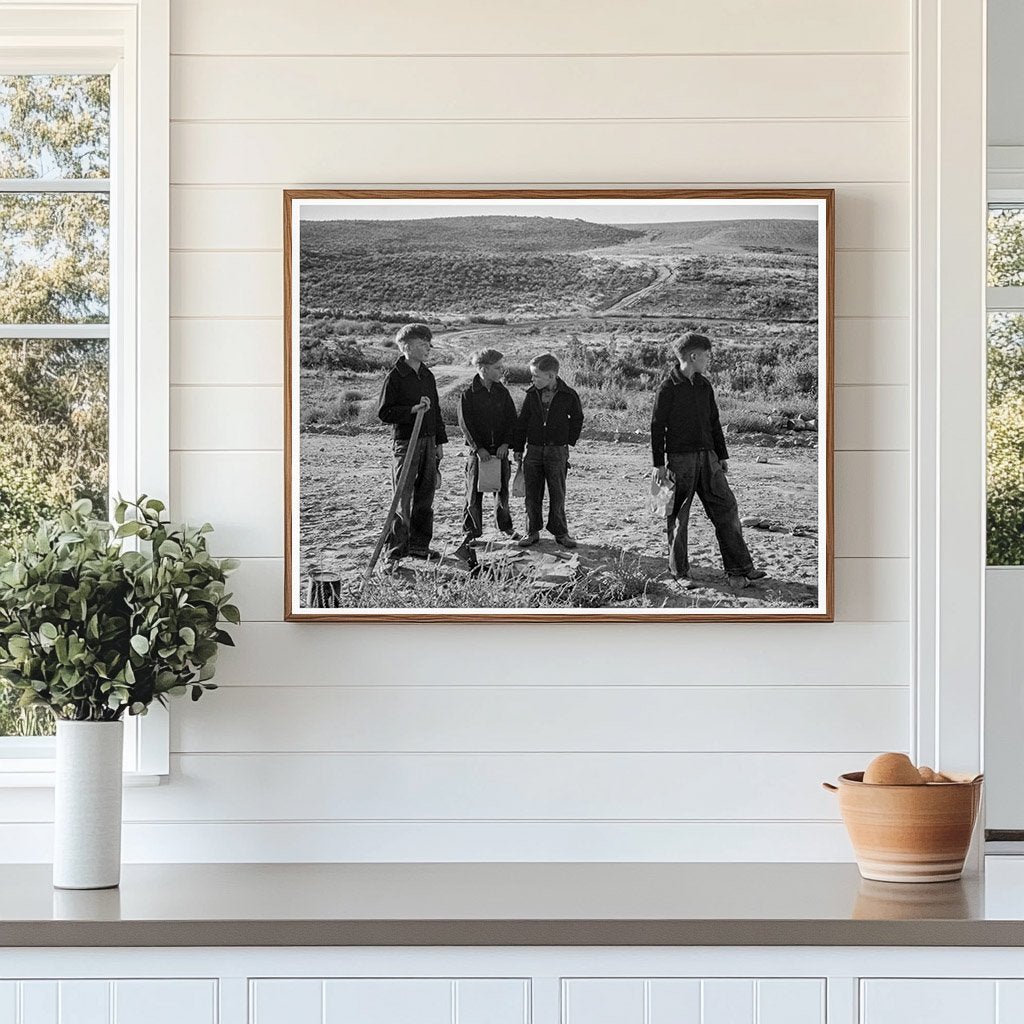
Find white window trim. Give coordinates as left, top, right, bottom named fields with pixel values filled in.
left=982, top=196, right=1024, bottom=839
left=0, top=0, right=169, bottom=782
left=913, top=0, right=987, bottom=837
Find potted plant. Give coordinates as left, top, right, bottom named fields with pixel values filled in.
left=0, top=496, right=239, bottom=889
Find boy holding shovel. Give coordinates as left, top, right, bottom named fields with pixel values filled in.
left=376, top=323, right=447, bottom=563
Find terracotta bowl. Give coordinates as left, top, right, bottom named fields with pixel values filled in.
left=823, top=771, right=983, bottom=883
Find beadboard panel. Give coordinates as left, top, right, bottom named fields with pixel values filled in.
left=170, top=249, right=907, bottom=320
left=171, top=54, right=908, bottom=122
left=170, top=685, right=909, bottom=754
left=170, top=121, right=909, bottom=186
left=170, top=183, right=909, bottom=251
left=170, top=320, right=283, bottom=386
left=170, top=449, right=908, bottom=559
left=563, top=978, right=826, bottom=1024
left=226, top=556, right=909, bottom=623
left=167, top=314, right=910, bottom=389
left=114, top=752, right=860, bottom=821
left=859, top=981, right=997, bottom=1024
left=168, top=384, right=905, bottom=453
left=170, top=0, right=910, bottom=56
left=5, top=981, right=218, bottom=1024
left=323, top=979, right=451, bottom=1024
left=0, top=821, right=855, bottom=863
left=251, top=979, right=530, bottom=1024
left=210, top=621, right=909, bottom=687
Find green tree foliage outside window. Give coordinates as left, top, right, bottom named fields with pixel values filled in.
left=988, top=208, right=1024, bottom=566
left=0, top=75, right=110, bottom=736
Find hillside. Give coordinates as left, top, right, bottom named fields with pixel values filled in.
left=624, top=218, right=818, bottom=252
left=300, top=215, right=643, bottom=254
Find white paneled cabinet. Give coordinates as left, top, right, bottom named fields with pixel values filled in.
left=251, top=979, right=529, bottom=1024
left=861, top=980, right=1024, bottom=1024
left=563, top=978, right=824, bottom=1024
left=0, top=980, right=216, bottom=1024
left=8, top=952, right=1024, bottom=1024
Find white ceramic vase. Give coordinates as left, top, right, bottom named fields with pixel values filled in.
left=53, top=720, right=124, bottom=890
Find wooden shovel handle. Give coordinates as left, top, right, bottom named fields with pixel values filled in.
left=361, top=405, right=427, bottom=590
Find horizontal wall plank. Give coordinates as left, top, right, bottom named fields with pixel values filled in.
left=171, top=451, right=283, bottom=557
left=171, top=252, right=280, bottom=317
left=835, top=250, right=909, bottom=318
left=0, top=820, right=856, bottom=862
left=171, top=183, right=909, bottom=252
left=834, top=318, right=909, bottom=385
left=171, top=319, right=284, bottom=386
left=170, top=384, right=903, bottom=453
left=226, top=557, right=909, bottom=624
left=171, top=684, right=909, bottom=753
left=211, top=621, right=909, bottom=686
left=171, top=386, right=282, bottom=450
left=121, top=752, right=873, bottom=820
left=170, top=250, right=906, bottom=320
left=834, top=385, right=910, bottom=451
left=170, top=0, right=910, bottom=56
left=223, top=557, right=284, bottom=620
left=834, top=451, right=909, bottom=557
left=170, top=121, right=909, bottom=186
left=834, top=558, right=910, bottom=621
left=171, top=54, right=909, bottom=121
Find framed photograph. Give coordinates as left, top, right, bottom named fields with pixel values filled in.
left=284, top=189, right=834, bottom=622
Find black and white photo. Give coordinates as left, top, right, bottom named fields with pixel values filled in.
left=284, top=190, right=834, bottom=621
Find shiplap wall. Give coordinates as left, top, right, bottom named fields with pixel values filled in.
left=7, top=0, right=917, bottom=861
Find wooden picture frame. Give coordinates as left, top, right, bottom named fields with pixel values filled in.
left=284, top=189, right=834, bottom=622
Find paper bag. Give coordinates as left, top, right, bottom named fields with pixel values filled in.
left=511, top=462, right=526, bottom=498
left=476, top=454, right=502, bottom=493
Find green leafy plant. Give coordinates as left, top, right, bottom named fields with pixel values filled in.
left=0, top=496, right=239, bottom=722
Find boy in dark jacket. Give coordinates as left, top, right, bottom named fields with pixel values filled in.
left=376, top=323, right=448, bottom=562
left=650, top=332, right=766, bottom=584
left=512, top=353, right=584, bottom=549
left=455, top=348, right=519, bottom=567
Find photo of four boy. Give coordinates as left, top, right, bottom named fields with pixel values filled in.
left=376, top=322, right=765, bottom=585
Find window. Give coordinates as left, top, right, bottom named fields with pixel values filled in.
left=0, top=4, right=169, bottom=779
left=986, top=206, right=1024, bottom=565
left=0, top=73, right=111, bottom=739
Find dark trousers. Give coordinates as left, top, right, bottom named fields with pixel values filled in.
left=386, top=437, right=436, bottom=558
left=666, top=450, right=753, bottom=577
left=523, top=444, right=569, bottom=538
left=462, top=454, right=514, bottom=540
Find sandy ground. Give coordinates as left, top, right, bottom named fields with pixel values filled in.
left=298, top=430, right=820, bottom=610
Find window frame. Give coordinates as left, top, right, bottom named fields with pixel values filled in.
left=985, top=198, right=1024, bottom=574
left=986, top=199, right=1024, bottom=312
left=0, top=0, right=169, bottom=783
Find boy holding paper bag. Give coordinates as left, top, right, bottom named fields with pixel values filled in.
left=455, top=348, right=519, bottom=567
